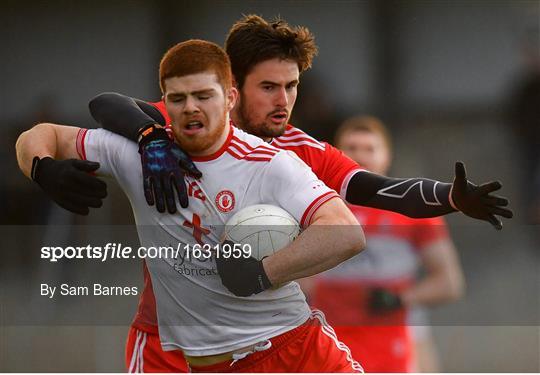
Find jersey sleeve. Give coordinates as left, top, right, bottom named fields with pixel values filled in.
left=75, top=128, right=141, bottom=191
left=274, top=136, right=364, bottom=197
left=259, top=150, right=341, bottom=228
left=411, top=216, right=450, bottom=251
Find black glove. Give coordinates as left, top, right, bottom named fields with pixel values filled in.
left=369, top=288, right=402, bottom=313
left=138, top=124, right=202, bottom=214
left=216, top=241, right=272, bottom=297
left=450, top=162, right=513, bottom=230
left=31, top=156, right=107, bottom=215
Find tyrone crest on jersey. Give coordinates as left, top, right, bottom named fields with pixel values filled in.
left=215, top=190, right=235, bottom=213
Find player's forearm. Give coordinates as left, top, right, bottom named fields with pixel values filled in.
left=402, top=240, right=466, bottom=306
left=401, top=271, right=465, bottom=307
left=16, top=123, right=59, bottom=178
left=89, top=92, right=165, bottom=141
left=263, top=219, right=365, bottom=285
left=346, top=171, right=457, bottom=218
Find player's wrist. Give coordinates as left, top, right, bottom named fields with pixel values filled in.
left=448, top=184, right=459, bottom=211
left=397, top=291, right=412, bottom=307
left=257, top=257, right=273, bottom=291
left=31, top=156, right=54, bottom=183
left=137, top=124, right=169, bottom=148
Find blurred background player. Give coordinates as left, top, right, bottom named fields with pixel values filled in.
left=301, top=116, right=465, bottom=372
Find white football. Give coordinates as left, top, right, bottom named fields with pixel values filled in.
left=224, top=204, right=300, bottom=260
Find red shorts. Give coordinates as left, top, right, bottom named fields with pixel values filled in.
left=333, top=325, right=413, bottom=373
left=190, top=309, right=363, bottom=373
left=125, top=327, right=189, bottom=373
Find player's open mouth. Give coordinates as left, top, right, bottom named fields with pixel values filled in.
left=183, top=121, right=204, bottom=135
left=269, top=112, right=288, bottom=125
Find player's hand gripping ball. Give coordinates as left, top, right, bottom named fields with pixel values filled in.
left=224, top=204, right=300, bottom=260
left=217, top=205, right=300, bottom=296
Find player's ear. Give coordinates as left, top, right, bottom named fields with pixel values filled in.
left=226, top=87, right=238, bottom=112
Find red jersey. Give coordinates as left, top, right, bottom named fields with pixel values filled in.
left=311, top=205, right=449, bottom=326
left=310, top=206, right=449, bottom=373
left=131, top=102, right=364, bottom=334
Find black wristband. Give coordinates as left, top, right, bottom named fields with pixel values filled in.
left=255, top=258, right=273, bottom=292
left=30, top=156, right=41, bottom=181
left=31, top=156, right=53, bottom=182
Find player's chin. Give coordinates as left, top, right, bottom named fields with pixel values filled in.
left=264, top=122, right=287, bottom=137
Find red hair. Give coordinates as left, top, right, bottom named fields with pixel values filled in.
left=159, top=39, right=232, bottom=92
left=335, top=115, right=393, bottom=152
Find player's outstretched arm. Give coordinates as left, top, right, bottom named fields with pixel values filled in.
left=16, top=123, right=107, bottom=215
left=89, top=92, right=201, bottom=213
left=345, top=162, right=513, bottom=229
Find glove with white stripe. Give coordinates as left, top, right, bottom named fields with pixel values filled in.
left=216, top=241, right=273, bottom=297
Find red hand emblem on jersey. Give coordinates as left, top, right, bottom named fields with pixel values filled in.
left=215, top=190, right=235, bottom=213
left=222, top=196, right=230, bottom=207
left=183, top=213, right=211, bottom=245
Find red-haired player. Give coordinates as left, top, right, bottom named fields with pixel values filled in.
left=17, top=39, right=366, bottom=373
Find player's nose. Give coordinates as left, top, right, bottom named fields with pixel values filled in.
left=274, top=87, right=288, bottom=107
left=183, top=96, right=200, bottom=114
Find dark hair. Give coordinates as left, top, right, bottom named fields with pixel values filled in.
left=160, top=39, right=232, bottom=93
left=225, top=15, right=318, bottom=88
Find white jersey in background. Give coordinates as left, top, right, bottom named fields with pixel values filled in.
left=76, top=125, right=339, bottom=356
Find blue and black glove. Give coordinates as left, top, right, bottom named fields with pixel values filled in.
left=138, top=124, right=202, bottom=214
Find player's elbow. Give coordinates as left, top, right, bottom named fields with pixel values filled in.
left=331, top=220, right=366, bottom=259
left=447, top=273, right=466, bottom=302
left=88, top=92, right=123, bottom=120
left=438, top=268, right=466, bottom=303
left=311, top=198, right=366, bottom=257
left=345, top=223, right=366, bottom=257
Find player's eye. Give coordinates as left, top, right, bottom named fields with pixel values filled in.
left=286, top=83, right=298, bottom=91
left=197, top=95, right=210, bottom=100
left=262, top=85, right=274, bottom=92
